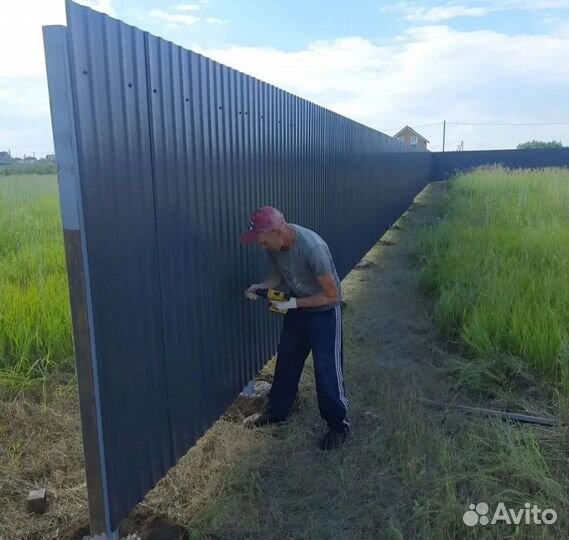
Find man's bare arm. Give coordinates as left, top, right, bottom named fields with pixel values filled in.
left=295, top=273, right=340, bottom=308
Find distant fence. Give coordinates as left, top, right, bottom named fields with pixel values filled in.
left=431, top=148, right=569, bottom=180
left=44, top=2, right=431, bottom=535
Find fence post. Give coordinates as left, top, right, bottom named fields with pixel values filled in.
left=43, top=24, right=114, bottom=538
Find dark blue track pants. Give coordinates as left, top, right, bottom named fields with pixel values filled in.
left=266, top=304, right=350, bottom=432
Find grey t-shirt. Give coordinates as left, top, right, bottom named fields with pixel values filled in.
left=267, top=224, right=342, bottom=312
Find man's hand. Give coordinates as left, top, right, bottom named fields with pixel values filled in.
left=245, top=272, right=284, bottom=300
left=245, top=284, right=263, bottom=300
left=270, top=298, right=298, bottom=311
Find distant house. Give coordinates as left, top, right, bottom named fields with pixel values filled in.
left=22, top=156, right=37, bottom=163
left=0, top=151, right=13, bottom=166
left=394, top=126, right=429, bottom=151
left=45, top=153, right=56, bottom=163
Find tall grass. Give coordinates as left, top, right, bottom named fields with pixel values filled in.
left=0, top=175, right=72, bottom=390
left=420, top=166, right=569, bottom=388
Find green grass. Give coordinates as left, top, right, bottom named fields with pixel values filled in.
left=420, top=167, right=569, bottom=389
left=0, top=162, right=57, bottom=176
left=0, top=175, right=72, bottom=391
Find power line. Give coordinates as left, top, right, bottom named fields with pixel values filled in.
left=5, top=142, right=54, bottom=149
left=384, top=120, right=569, bottom=132
left=447, top=121, right=569, bottom=126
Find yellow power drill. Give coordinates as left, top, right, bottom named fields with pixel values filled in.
left=254, top=288, right=291, bottom=314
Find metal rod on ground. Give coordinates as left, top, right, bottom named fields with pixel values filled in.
left=418, top=398, right=557, bottom=427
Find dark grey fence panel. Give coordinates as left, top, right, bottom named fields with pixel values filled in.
left=61, top=0, right=173, bottom=524
left=62, top=3, right=175, bottom=529
left=432, top=148, right=569, bottom=180
left=144, top=36, right=284, bottom=463
left=46, top=1, right=432, bottom=535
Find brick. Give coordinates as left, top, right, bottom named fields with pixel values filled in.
left=27, top=489, right=47, bottom=514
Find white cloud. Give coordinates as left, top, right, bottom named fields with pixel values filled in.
left=0, top=78, right=54, bottom=156
left=0, top=1, right=117, bottom=155
left=1, top=1, right=568, bottom=154
left=407, top=5, right=497, bottom=21
left=385, top=0, right=569, bottom=22
left=147, top=5, right=226, bottom=28
left=175, top=3, right=201, bottom=11
left=205, top=17, right=230, bottom=24
left=149, top=8, right=200, bottom=26
left=382, top=2, right=496, bottom=22
left=0, top=1, right=66, bottom=78
left=77, top=0, right=115, bottom=16
left=512, top=0, right=569, bottom=8
left=0, top=0, right=117, bottom=79
left=194, top=26, right=569, bottom=150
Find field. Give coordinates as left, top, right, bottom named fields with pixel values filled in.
left=0, top=169, right=568, bottom=539
left=0, top=175, right=72, bottom=393
left=0, top=162, right=57, bottom=176
left=420, top=167, right=569, bottom=388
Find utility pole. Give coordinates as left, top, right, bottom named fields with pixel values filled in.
left=442, top=120, right=446, bottom=152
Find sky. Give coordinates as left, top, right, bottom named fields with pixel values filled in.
left=1, top=0, right=568, bottom=157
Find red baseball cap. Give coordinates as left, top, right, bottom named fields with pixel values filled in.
left=240, top=206, right=285, bottom=244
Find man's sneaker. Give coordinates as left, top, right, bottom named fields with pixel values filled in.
left=243, top=411, right=286, bottom=429
left=319, top=428, right=350, bottom=451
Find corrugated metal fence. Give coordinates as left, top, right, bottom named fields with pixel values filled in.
left=44, top=2, right=432, bottom=535
left=45, top=2, right=569, bottom=535
left=432, top=148, right=569, bottom=180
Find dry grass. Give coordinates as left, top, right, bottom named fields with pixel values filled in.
left=114, top=182, right=569, bottom=539
left=0, top=381, right=86, bottom=539
left=1, top=180, right=568, bottom=540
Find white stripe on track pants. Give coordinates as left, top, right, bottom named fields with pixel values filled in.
left=267, top=305, right=350, bottom=432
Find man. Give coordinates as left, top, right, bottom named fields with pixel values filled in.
left=241, top=206, right=350, bottom=451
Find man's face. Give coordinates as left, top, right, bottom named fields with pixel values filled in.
left=256, top=230, right=284, bottom=251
